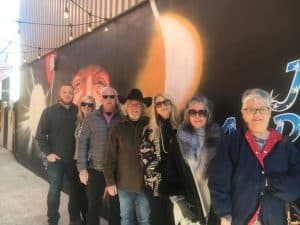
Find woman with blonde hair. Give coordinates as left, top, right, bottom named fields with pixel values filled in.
left=74, top=95, right=96, bottom=159
left=139, top=93, right=180, bottom=225
left=74, top=95, right=96, bottom=225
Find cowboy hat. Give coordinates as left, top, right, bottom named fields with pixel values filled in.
left=118, top=88, right=152, bottom=107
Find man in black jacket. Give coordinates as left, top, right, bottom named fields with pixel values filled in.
left=36, top=84, right=81, bottom=225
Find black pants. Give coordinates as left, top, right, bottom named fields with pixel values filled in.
left=73, top=162, right=88, bottom=224
left=87, top=169, right=106, bottom=225
left=86, top=169, right=120, bottom=225
left=105, top=194, right=121, bottom=225
left=149, top=196, right=174, bottom=225
left=207, top=208, right=220, bottom=225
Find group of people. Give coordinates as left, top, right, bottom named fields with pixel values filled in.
left=36, top=84, right=300, bottom=225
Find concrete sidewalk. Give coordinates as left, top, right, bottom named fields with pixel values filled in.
left=0, top=147, right=70, bottom=225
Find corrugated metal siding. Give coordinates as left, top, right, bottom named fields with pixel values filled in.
left=20, top=0, right=147, bottom=63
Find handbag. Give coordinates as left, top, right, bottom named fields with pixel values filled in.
left=282, top=137, right=300, bottom=225
left=286, top=202, right=300, bottom=225
left=170, top=195, right=206, bottom=225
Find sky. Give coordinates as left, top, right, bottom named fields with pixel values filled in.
left=0, top=0, right=19, bottom=52
left=0, top=0, right=20, bottom=102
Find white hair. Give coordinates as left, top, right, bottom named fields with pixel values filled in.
left=100, top=86, right=118, bottom=97
left=121, top=100, right=146, bottom=116
left=241, top=88, right=272, bottom=109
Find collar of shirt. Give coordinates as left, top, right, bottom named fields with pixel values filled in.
left=102, top=111, right=114, bottom=123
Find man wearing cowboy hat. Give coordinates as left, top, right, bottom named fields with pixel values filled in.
left=103, top=88, right=152, bottom=225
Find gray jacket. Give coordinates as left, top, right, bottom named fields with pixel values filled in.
left=77, top=107, right=123, bottom=172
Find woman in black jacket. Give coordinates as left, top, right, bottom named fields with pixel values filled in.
left=176, top=95, right=222, bottom=225
left=139, top=93, right=180, bottom=225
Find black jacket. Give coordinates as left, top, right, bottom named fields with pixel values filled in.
left=36, top=103, right=78, bottom=162
left=139, top=119, right=183, bottom=197
left=175, top=122, right=222, bottom=225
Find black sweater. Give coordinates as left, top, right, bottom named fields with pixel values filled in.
left=36, top=103, right=78, bottom=162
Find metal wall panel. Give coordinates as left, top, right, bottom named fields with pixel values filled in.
left=20, top=0, right=147, bottom=62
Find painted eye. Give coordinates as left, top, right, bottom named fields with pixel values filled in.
left=96, top=80, right=105, bottom=86
left=72, top=77, right=81, bottom=90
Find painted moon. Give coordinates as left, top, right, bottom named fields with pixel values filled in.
left=136, top=12, right=203, bottom=111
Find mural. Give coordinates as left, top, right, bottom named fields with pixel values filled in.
left=15, top=0, right=300, bottom=179
left=71, top=65, right=111, bottom=106
left=272, top=60, right=300, bottom=142
left=136, top=0, right=203, bottom=111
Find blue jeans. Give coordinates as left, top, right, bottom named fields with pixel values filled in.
left=47, top=160, right=81, bottom=225
left=118, top=189, right=150, bottom=225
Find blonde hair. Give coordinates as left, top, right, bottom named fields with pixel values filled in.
left=149, top=93, right=179, bottom=141
left=77, top=95, right=96, bottom=123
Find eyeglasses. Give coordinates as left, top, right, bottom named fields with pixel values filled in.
left=81, top=102, right=95, bottom=108
left=102, top=95, right=116, bottom=99
left=243, top=107, right=270, bottom=115
left=155, top=99, right=171, bottom=108
left=188, top=109, right=208, bottom=117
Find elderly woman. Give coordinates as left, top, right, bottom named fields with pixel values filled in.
left=175, top=96, right=222, bottom=225
left=139, top=93, right=180, bottom=225
left=74, top=95, right=96, bottom=225
left=208, top=88, right=300, bottom=225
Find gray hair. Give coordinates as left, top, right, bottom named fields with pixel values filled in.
left=184, top=95, right=213, bottom=125
left=241, top=88, right=272, bottom=109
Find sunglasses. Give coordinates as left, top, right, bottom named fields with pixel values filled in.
left=188, top=109, right=208, bottom=117
left=155, top=99, right=171, bottom=108
left=102, top=95, right=116, bottom=99
left=81, top=102, right=95, bottom=108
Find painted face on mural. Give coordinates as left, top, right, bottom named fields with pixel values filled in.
left=154, top=96, right=172, bottom=119
left=72, top=65, right=110, bottom=106
left=59, top=85, right=74, bottom=105
left=188, top=102, right=208, bottom=129
left=242, top=97, right=271, bottom=134
left=126, top=100, right=143, bottom=121
left=101, top=87, right=117, bottom=113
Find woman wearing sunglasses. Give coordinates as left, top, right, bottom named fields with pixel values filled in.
left=139, top=93, right=180, bottom=225
left=209, top=89, right=300, bottom=225
left=175, top=95, right=222, bottom=225
left=74, top=95, right=96, bottom=224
